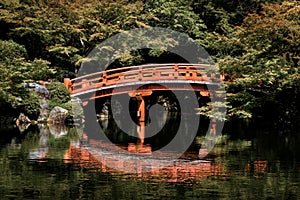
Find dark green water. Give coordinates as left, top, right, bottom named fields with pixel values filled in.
left=1, top=119, right=300, bottom=200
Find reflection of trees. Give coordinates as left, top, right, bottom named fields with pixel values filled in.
left=202, top=133, right=300, bottom=199
left=27, top=124, right=69, bottom=160
left=15, top=125, right=81, bottom=161
left=1, top=125, right=300, bottom=199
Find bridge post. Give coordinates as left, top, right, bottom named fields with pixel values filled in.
left=63, top=77, right=72, bottom=93
left=128, top=91, right=150, bottom=144
left=136, top=93, right=146, bottom=123
left=136, top=93, right=145, bottom=144
left=128, top=91, right=152, bottom=150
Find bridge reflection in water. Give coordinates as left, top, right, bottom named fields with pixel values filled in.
left=64, top=142, right=229, bottom=183
left=63, top=138, right=269, bottom=183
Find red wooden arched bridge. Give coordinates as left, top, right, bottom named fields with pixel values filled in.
left=64, top=63, right=222, bottom=131
left=64, top=63, right=221, bottom=99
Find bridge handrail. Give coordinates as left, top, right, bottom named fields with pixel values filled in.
left=72, top=63, right=213, bottom=82
left=68, top=63, right=219, bottom=94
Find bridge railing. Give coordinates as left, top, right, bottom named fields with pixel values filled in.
left=68, top=64, right=219, bottom=94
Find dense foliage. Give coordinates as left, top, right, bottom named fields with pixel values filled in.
left=46, top=82, right=70, bottom=110
left=218, top=1, right=300, bottom=122
left=0, top=40, right=55, bottom=118
left=0, top=0, right=299, bottom=123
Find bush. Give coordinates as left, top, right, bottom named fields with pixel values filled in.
left=18, top=91, right=41, bottom=119
left=46, top=82, right=71, bottom=110
left=0, top=40, right=27, bottom=63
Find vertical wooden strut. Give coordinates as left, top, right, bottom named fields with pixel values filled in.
left=129, top=91, right=152, bottom=146
left=137, top=94, right=145, bottom=122
left=136, top=94, right=145, bottom=144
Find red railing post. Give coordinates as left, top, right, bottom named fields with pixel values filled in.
left=138, top=66, right=143, bottom=81
left=102, top=72, right=107, bottom=86
left=82, top=79, right=89, bottom=89
left=174, top=64, right=179, bottom=79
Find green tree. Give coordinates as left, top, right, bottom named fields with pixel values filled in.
left=0, top=0, right=155, bottom=74
left=0, top=40, right=55, bottom=118
left=218, top=1, right=300, bottom=121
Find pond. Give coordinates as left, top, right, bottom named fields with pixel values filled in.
left=0, top=115, right=300, bottom=199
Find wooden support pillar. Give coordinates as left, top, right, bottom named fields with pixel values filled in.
left=128, top=91, right=152, bottom=149
left=137, top=94, right=145, bottom=122
left=136, top=94, right=145, bottom=145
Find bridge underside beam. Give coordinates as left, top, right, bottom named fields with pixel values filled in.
left=87, top=84, right=210, bottom=100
